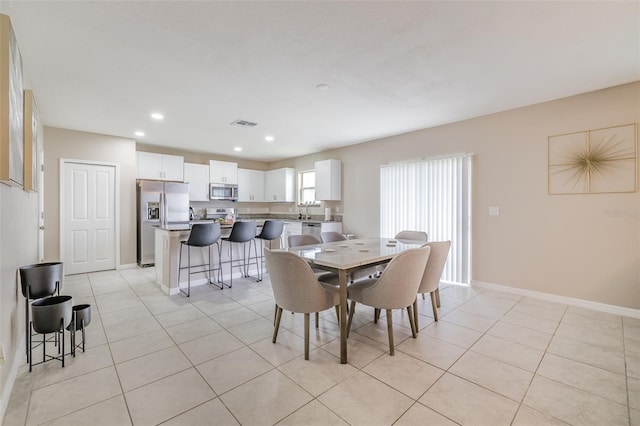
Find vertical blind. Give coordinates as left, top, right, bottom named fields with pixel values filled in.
left=380, top=154, right=472, bottom=284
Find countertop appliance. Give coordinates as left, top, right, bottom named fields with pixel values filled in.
left=301, top=221, right=322, bottom=238
left=210, top=183, right=238, bottom=201
left=137, top=180, right=189, bottom=266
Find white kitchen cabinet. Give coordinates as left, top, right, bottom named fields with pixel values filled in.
left=137, top=152, right=184, bottom=181
left=283, top=221, right=302, bottom=249
left=315, top=159, right=341, bottom=200
left=237, top=168, right=265, bottom=202
left=209, top=160, right=238, bottom=184
left=184, top=163, right=210, bottom=201
left=265, top=168, right=295, bottom=202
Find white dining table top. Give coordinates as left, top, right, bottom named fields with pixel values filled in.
left=286, top=237, right=424, bottom=271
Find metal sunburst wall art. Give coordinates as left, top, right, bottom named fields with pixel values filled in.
left=548, top=123, right=637, bottom=194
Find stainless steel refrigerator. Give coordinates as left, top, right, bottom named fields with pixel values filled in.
left=136, top=180, right=189, bottom=266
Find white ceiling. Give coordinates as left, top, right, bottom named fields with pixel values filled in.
left=2, top=1, right=639, bottom=162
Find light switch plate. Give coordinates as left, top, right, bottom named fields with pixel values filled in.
left=489, top=207, right=500, bottom=216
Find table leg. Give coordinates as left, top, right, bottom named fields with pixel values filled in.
left=339, top=269, right=348, bottom=364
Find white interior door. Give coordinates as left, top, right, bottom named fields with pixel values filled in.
left=63, top=161, right=116, bottom=274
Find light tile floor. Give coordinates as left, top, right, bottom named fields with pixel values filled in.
left=4, top=268, right=639, bottom=426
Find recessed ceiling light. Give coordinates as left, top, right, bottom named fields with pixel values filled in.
left=134, top=131, right=145, bottom=137
left=234, top=147, right=242, bottom=152
left=316, top=83, right=329, bottom=91
left=265, top=135, right=274, bottom=142
left=151, top=112, right=164, bottom=120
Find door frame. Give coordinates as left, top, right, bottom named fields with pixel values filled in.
left=59, top=158, right=121, bottom=272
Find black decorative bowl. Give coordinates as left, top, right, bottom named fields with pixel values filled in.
left=31, top=295, right=72, bottom=334
left=19, top=262, right=63, bottom=299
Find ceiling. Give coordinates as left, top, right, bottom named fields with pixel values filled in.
left=2, top=1, right=639, bottom=162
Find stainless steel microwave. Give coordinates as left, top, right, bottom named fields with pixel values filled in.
left=210, top=183, right=238, bottom=201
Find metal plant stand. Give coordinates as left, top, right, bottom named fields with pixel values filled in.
left=29, top=295, right=72, bottom=372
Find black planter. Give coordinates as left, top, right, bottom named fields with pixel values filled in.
left=19, top=262, right=63, bottom=299
left=31, top=295, right=72, bottom=334
left=68, top=304, right=91, bottom=355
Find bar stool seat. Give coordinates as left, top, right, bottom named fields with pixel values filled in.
left=256, top=220, right=284, bottom=280
left=222, top=221, right=259, bottom=287
left=178, top=222, right=222, bottom=296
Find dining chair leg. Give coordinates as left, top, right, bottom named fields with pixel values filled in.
left=334, top=305, right=340, bottom=324
left=272, top=306, right=283, bottom=343
left=304, top=313, right=310, bottom=360
left=422, top=293, right=425, bottom=300
left=413, top=298, right=419, bottom=332
left=315, top=312, right=319, bottom=328
left=406, top=304, right=417, bottom=338
left=374, top=308, right=380, bottom=323
left=430, top=291, right=439, bottom=321
left=274, top=304, right=278, bottom=326
left=435, top=287, right=441, bottom=308
left=346, top=301, right=356, bottom=337
left=386, top=309, right=394, bottom=356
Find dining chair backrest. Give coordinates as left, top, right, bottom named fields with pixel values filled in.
left=417, top=241, right=451, bottom=294
left=186, top=222, right=221, bottom=247
left=265, top=249, right=339, bottom=313
left=321, top=232, right=346, bottom=243
left=395, top=230, right=428, bottom=242
left=257, top=220, right=284, bottom=241
left=362, top=246, right=431, bottom=310
left=288, top=234, right=321, bottom=247
left=227, top=221, right=257, bottom=243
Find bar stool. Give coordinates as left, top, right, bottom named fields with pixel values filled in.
left=222, top=221, right=259, bottom=287
left=67, top=304, right=92, bottom=356
left=178, top=222, right=222, bottom=296
left=256, top=220, right=284, bottom=280
left=19, top=262, right=62, bottom=363
left=29, top=295, right=73, bottom=371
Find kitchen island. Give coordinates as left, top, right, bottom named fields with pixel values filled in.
left=154, top=221, right=267, bottom=295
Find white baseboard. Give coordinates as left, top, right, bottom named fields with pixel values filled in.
left=117, top=263, right=138, bottom=270
left=471, top=280, right=640, bottom=319
left=0, top=344, right=23, bottom=422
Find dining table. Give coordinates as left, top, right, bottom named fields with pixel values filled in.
left=287, top=237, right=425, bottom=364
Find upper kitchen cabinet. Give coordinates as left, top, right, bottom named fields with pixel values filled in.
left=265, top=167, right=295, bottom=202
left=237, top=168, right=265, bottom=202
left=184, top=162, right=210, bottom=201
left=137, top=151, right=184, bottom=181
left=209, top=160, right=238, bottom=184
left=315, top=159, right=341, bottom=200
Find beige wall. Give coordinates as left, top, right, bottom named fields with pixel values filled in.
left=43, top=127, right=137, bottom=265
left=271, top=82, right=640, bottom=309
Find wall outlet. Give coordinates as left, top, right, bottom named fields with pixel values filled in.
left=489, top=207, right=500, bottom=216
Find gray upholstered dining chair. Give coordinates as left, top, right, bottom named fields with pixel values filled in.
left=321, top=231, right=346, bottom=243
left=288, top=234, right=322, bottom=247
left=347, top=245, right=431, bottom=355
left=265, top=249, right=341, bottom=360
left=287, top=234, right=339, bottom=285
left=413, top=241, right=451, bottom=328
left=395, top=230, right=428, bottom=242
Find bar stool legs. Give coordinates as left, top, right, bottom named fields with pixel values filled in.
left=178, top=241, right=222, bottom=296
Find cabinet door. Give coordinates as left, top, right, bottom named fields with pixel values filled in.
left=162, top=154, right=184, bottom=181
left=137, top=152, right=163, bottom=180
left=210, top=160, right=238, bottom=184
left=315, top=159, right=341, bottom=200
left=184, top=163, right=210, bottom=201
left=265, top=168, right=295, bottom=202
left=238, top=169, right=265, bottom=202
left=223, top=162, right=238, bottom=185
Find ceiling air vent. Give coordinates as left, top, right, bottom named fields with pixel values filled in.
left=230, top=119, right=258, bottom=127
